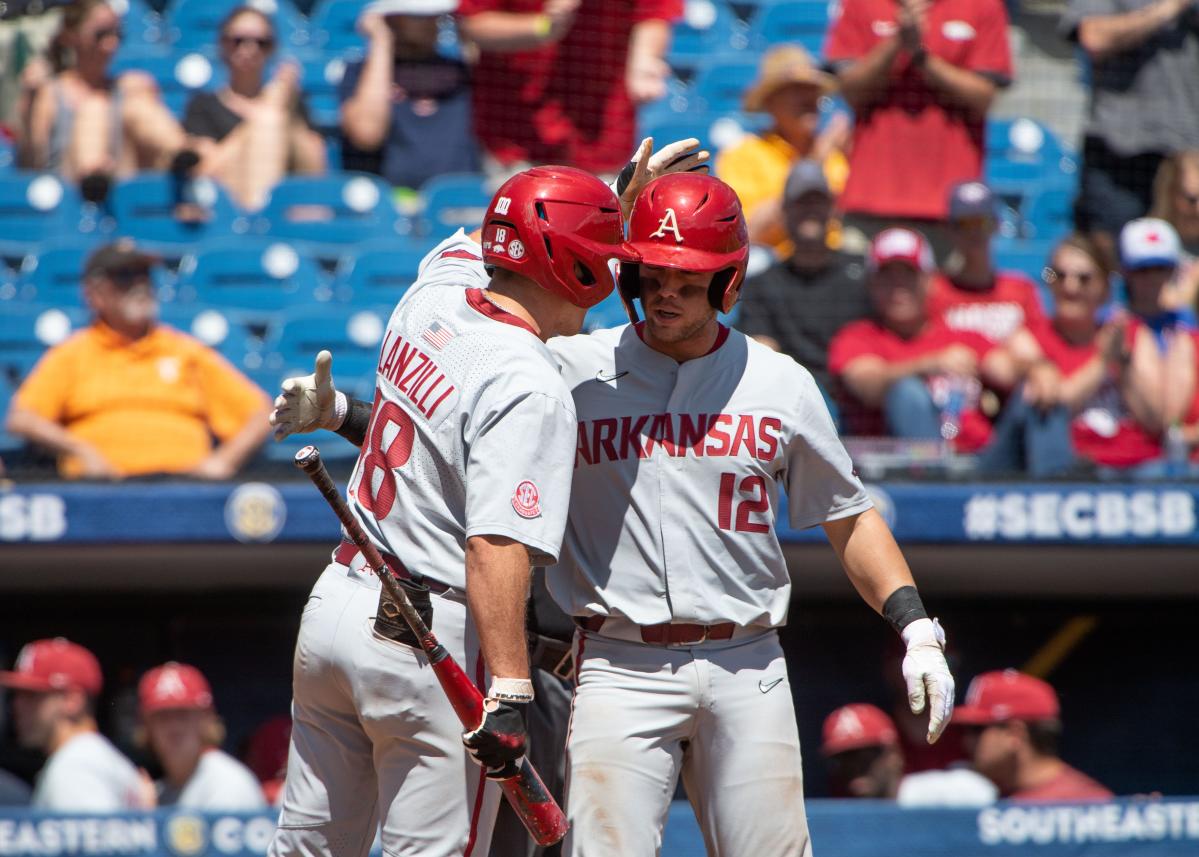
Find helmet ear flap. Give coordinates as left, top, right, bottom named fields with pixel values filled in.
left=708, top=268, right=741, bottom=313
left=617, top=262, right=641, bottom=323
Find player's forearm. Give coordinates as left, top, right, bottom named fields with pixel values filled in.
left=465, top=535, right=533, bottom=681
left=6, top=406, right=86, bottom=458
left=340, top=34, right=394, bottom=150
left=458, top=12, right=557, bottom=51
left=835, top=38, right=902, bottom=110
left=822, top=508, right=917, bottom=615
left=1076, top=0, right=1186, bottom=61
left=916, top=55, right=997, bottom=116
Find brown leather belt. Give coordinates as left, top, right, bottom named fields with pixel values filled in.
left=333, top=539, right=450, bottom=595
left=578, top=616, right=736, bottom=646
left=529, top=634, right=575, bottom=681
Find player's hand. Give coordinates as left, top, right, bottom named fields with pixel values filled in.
left=270, top=350, right=342, bottom=441
left=901, top=618, right=955, bottom=744
left=613, top=137, right=711, bottom=219
left=462, top=697, right=528, bottom=780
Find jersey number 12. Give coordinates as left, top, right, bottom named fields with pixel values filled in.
left=717, top=472, right=770, bottom=533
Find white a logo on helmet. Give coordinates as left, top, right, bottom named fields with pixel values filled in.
left=155, top=668, right=188, bottom=700
left=508, top=240, right=525, bottom=259
left=650, top=208, right=684, bottom=243
left=495, top=196, right=512, bottom=215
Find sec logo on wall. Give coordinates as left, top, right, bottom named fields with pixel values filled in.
left=224, top=483, right=287, bottom=543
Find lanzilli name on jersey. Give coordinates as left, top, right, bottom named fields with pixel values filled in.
left=375, top=330, right=456, bottom=420
left=575, top=412, right=784, bottom=466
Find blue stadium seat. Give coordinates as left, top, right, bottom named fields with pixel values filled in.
left=109, top=173, right=245, bottom=250
left=299, top=51, right=357, bottom=131
left=419, top=172, right=492, bottom=236
left=15, top=239, right=109, bottom=307
left=108, top=48, right=226, bottom=115
left=691, top=58, right=761, bottom=114
left=671, top=1, right=745, bottom=79
left=0, top=136, right=14, bottom=173
left=1021, top=185, right=1075, bottom=241
left=993, top=236, right=1058, bottom=295
left=0, top=174, right=85, bottom=258
left=309, top=0, right=367, bottom=53
left=986, top=117, right=1076, bottom=187
left=111, top=0, right=167, bottom=48
left=0, top=305, right=85, bottom=452
left=175, top=240, right=323, bottom=315
left=747, top=0, right=831, bottom=55
left=273, top=304, right=390, bottom=396
left=332, top=241, right=429, bottom=304
left=257, top=172, right=407, bottom=246
left=157, top=302, right=274, bottom=372
left=163, top=0, right=309, bottom=53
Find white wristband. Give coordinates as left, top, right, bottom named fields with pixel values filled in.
left=489, top=677, right=534, bottom=703
left=328, top=390, right=348, bottom=430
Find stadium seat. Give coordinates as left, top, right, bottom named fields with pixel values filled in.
left=157, top=302, right=274, bottom=372
left=257, top=172, right=408, bottom=247
left=110, top=0, right=167, bottom=49
left=670, top=0, right=746, bottom=80
left=419, top=172, right=492, bottom=237
left=309, top=0, right=368, bottom=53
left=174, top=240, right=323, bottom=316
left=272, top=304, right=389, bottom=396
left=0, top=305, right=84, bottom=453
left=108, top=48, right=226, bottom=116
left=332, top=241, right=429, bottom=304
left=15, top=239, right=110, bottom=307
left=0, top=173, right=85, bottom=258
left=986, top=117, right=1077, bottom=187
left=691, top=58, right=761, bottom=114
left=0, top=137, right=14, bottom=173
left=298, top=51, right=357, bottom=131
left=993, top=236, right=1057, bottom=295
left=163, top=0, right=309, bottom=53
left=746, top=0, right=831, bottom=55
left=1021, top=185, right=1075, bottom=241
left=110, top=173, right=245, bottom=250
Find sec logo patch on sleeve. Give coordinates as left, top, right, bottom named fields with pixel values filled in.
left=511, top=480, right=542, bottom=519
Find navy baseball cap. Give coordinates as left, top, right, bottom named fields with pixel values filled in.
left=784, top=160, right=830, bottom=202
left=947, top=181, right=996, bottom=221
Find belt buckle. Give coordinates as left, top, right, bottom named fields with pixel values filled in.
left=551, top=648, right=574, bottom=681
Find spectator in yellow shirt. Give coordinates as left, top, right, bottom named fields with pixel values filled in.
left=715, top=44, right=850, bottom=255
left=6, top=240, right=271, bottom=480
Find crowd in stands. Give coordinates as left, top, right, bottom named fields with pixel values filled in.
left=1, top=0, right=1198, bottom=481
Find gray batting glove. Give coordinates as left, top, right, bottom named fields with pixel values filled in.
left=613, top=136, right=711, bottom=219
left=269, top=350, right=346, bottom=440
left=901, top=617, right=955, bottom=744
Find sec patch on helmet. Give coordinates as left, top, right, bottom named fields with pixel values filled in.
left=511, top=480, right=542, bottom=519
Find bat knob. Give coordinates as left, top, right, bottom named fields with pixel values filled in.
left=294, top=445, right=321, bottom=471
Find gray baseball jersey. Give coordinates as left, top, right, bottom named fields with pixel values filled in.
left=547, top=323, right=872, bottom=627
left=343, top=230, right=578, bottom=587
left=32, top=732, right=146, bottom=811
left=158, top=749, right=266, bottom=810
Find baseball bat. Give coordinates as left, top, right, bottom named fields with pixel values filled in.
left=294, top=445, right=568, bottom=847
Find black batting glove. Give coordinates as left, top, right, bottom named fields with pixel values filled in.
left=462, top=698, right=527, bottom=780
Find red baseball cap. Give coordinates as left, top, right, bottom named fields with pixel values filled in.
left=868, top=227, right=935, bottom=273
left=138, top=662, right=214, bottom=716
left=0, top=638, right=103, bottom=696
left=953, top=669, right=1060, bottom=725
left=821, top=704, right=899, bottom=755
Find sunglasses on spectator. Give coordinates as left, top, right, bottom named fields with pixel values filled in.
left=223, top=35, right=275, bottom=50
left=1043, top=267, right=1095, bottom=285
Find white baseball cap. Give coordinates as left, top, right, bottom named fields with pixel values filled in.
left=364, top=0, right=457, bottom=16
left=868, top=227, right=935, bottom=273
left=1119, top=217, right=1181, bottom=270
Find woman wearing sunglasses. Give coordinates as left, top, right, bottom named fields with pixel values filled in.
left=979, top=232, right=1199, bottom=477
left=182, top=5, right=326, bottom=210
left=16, top=0, right=189, bottom=183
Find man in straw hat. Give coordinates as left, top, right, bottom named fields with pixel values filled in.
left=716, top=44, right=849, bottom=254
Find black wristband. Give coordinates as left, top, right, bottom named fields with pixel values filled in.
left=336, top=397, right=372, bottom=448
left=615, top=158, right=637, bottom=196
left=882, top=585, right=928, bottom=634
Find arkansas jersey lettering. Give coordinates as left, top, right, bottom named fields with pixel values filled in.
left=377, top=330, right=456, bottom=419
left=575, top=413, right=784, bottom=467
left=943, top=302, right=1025, bottom=342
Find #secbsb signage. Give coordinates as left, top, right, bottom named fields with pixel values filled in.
left=3, top=801, right=1199, bottom=857
left=0, top=483, right=1196, bottom=546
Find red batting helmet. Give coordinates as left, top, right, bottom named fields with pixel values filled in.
left=618, top=172, right=749, bottom=320
left=481, top=165, right=635, bottom=308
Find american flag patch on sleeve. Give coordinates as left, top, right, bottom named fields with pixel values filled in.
left=421, top=321, right=456, bottom=351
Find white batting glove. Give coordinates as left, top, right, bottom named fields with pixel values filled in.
left=901, top=618, right=955, bottom=745
left=612, top=136, right=711, bottom=218
left=268, top=350, right=347, bottom=440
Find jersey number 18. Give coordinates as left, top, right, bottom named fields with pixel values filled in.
left=357, top=391, right=416, bottom=519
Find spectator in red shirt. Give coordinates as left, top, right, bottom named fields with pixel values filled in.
left=928, top=181, right=1047, bottom=344
left=829, top=228, right=1014, bottom=451
left=956, top=670, right=1113, bottom=802
left=824, top=0, right=1013, bottom=259
left=456, top=0, right=680, bottom=177
left=985, top=232, right=1199, bottom=476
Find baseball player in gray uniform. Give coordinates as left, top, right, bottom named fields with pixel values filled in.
left=265, top=165, right=634, bottom=857
left=273, top=157, right=954, bottom=856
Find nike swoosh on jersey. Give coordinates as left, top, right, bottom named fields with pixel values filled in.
left=595, top=369, right=629, bottom=383
left=758, top=678, right=784, bottom=694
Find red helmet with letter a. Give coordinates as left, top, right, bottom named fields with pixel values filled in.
left=619, top=172, right=749, bottom=319
left=481, top=165, right=636, bottom=308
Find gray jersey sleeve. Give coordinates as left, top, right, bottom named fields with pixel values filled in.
left=784, top=368, right=873, bottom=529
left=465, top=390, right=577, bottom=564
